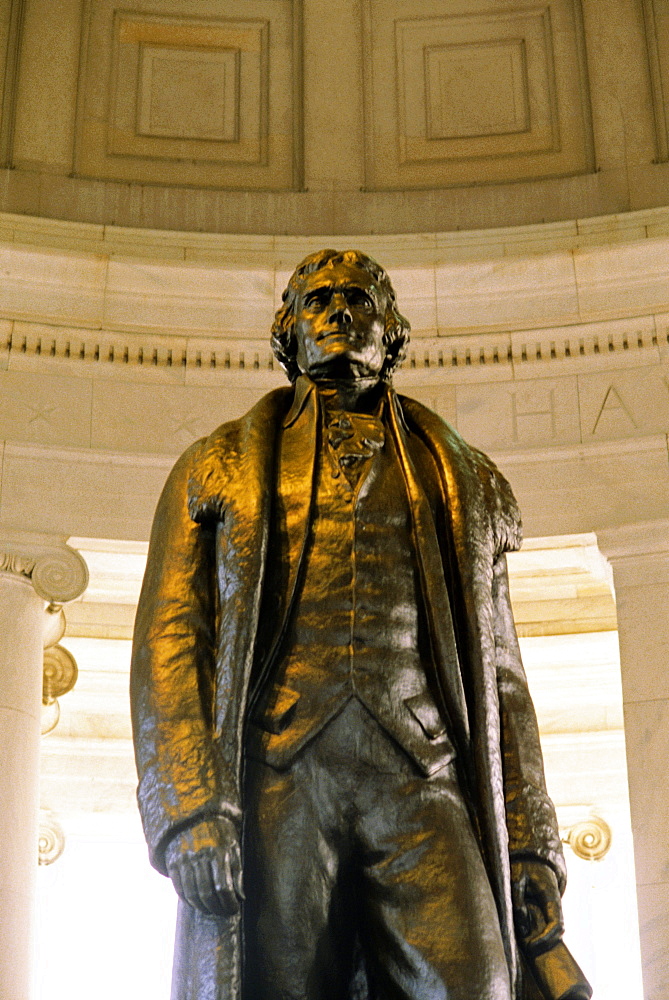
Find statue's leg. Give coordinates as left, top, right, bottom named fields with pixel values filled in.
left=242, top=700, right=508, bottom=999
left=354, top=750, right=512, bottom=1000
left=242, top=746, right=356, bottom=1000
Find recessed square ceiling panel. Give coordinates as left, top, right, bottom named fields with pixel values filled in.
left=136, top=44, right=240, bottom=144
left=362, top=0, right=594, bottom=189
left=423, top=39, right=530, bottom=142
left=108, top=15, right=261, bottom=164
left=75, top=2, right=300, bottom=189
left=642, top=0, right=669, bottom=162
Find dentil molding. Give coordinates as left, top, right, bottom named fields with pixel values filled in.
left=0, top=208, right=669, bottom=386
left=3, top=314, right=667, bottom=386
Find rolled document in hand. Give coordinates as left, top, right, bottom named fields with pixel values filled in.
left=524, top=940, right=593, bottom=1000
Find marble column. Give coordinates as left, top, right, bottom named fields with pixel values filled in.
left=0, top=530, right=88, bottom=1000
left=597, top=519, right=669, bottom=1000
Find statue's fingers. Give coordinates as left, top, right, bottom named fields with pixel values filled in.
left=168, top=863, right=186, bottom=904
left=212, top=852, right=241, bottom=917
left=228, top=841, right=245, bottom=902
left=176, top=858, right=203, bottom=911
left=527, top=897, right=564, bottom=951
left=192, top=855, right=225, bottom=915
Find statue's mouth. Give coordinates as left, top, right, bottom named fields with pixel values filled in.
left=316, top=327, right=354, bottom=341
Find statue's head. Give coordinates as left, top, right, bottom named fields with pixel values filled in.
left=271, top=249, right=410, bottom=383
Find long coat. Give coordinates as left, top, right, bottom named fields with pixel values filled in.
left=130, top=382, right=566, bottom=1000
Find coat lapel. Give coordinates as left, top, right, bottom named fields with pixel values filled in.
left=399, top=394, right=518, bottom=987
left=248, top=380, right=319, bottom=698
left=278, top=378, right=319, bottom=627
left=189, top=378, right=318, bottom=712
left=188, top=388, right=291, bottom=749
left=386, top=389, right=471, bottom=759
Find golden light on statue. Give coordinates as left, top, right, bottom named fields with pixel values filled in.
left=130, top=250, right=593, bottom=1000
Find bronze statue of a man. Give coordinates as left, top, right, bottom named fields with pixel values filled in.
left=131, top=250, right=590, bottom=1000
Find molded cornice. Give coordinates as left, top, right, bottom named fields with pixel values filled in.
left=0, top=207, right=668, bottom=386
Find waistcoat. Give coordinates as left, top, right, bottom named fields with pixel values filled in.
left=248, top=393, right=457, bottom=775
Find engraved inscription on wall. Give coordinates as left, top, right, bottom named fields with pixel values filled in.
left=455, top=368, right=669, bottom=451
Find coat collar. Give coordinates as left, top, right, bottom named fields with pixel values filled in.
left=283, top=374, right=315, bottom=427
left=283, top=374, right=408, bottom=430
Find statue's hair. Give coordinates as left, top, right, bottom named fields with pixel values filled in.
left=271, top=248, right=410, bottom=382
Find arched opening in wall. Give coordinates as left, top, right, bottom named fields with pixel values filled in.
left=35, top=534, right=643, bottom=1000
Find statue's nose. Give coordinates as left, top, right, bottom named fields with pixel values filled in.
left=328, top=293, right=352, bottom=325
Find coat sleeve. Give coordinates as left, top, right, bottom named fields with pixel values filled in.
left=492, top=554, right=567, bottom=892
left=130, top=440, right=239, bottom=876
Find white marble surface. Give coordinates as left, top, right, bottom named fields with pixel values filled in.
left=0, top=443, right=172, bottom=540
left=614, top=583, right=669, bottom=703
left=636, top=882, right=669, bottom=1000
left=617, top=699, right=669, bottom=889
left=498, top=437, right=669, bottom=538
left=0, top=210, right=669, bottom=344
left=0, top=573, right=45, bottom=1000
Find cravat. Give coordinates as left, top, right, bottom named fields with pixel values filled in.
left=324, top=409, right=385, bottom=488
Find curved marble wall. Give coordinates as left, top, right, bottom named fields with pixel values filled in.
left=0, top=206, right=666, bottom=541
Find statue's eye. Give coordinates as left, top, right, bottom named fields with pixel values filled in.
left=347, top=290, right=373, bottom=310
left=304, top=290, right=330, bottom=309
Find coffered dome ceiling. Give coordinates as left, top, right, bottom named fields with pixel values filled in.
left=0, top=0, right=668, bottom=234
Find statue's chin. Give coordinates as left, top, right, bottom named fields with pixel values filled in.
left=301, top=359, right=382, bottom=384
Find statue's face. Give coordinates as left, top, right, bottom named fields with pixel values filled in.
left=293, top=263, right=387, bottom=381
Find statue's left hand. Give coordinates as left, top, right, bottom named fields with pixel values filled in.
left=511, top=859, right=564, bottom=955
left=164, top=817, right=243, bottom=917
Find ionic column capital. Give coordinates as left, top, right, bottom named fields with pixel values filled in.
left=0, top=528, right=88, bottom=603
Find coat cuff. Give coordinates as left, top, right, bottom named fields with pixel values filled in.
left=137, top=770, right=241, bottom=876
left=506, top=783, right=567, bottom=892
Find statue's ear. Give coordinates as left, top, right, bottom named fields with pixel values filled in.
left=382, top=316, right=410, bottom=378
left=270, top=321, right=300, bottom=383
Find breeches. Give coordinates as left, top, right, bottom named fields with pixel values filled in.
left=242, top=698, right=511, bottom=1000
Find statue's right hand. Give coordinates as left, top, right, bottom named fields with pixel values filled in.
left=164, top=817, right=243, bottom=917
